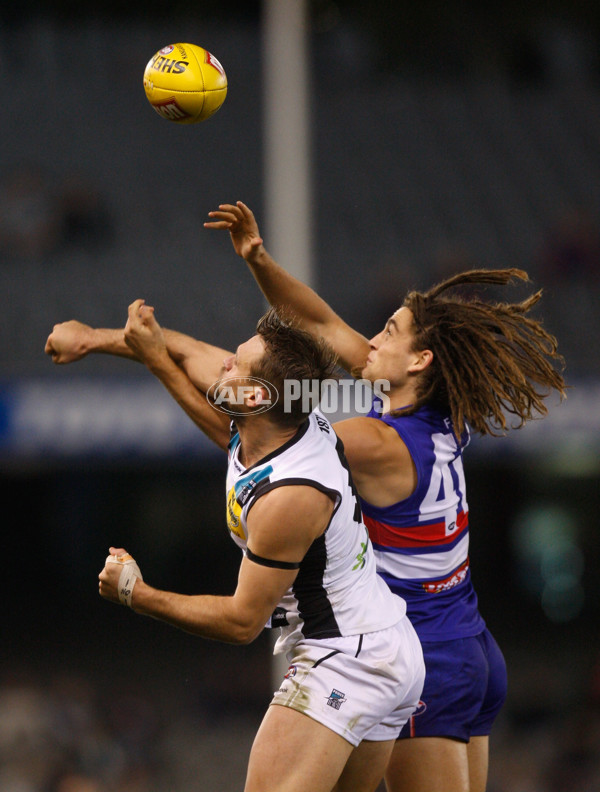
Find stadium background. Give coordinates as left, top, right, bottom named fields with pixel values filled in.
left=1, top=1, right=599, bottom=790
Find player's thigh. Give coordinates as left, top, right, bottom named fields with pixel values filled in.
left=467, top=735, right=489, bottom=792
left=384, top=736, right=470, bottom=792
left=245, top=703, right=354, bottom=792
left=333, top=739, right=395, bottom=792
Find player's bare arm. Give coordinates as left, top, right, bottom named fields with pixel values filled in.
left=99, top=552, right=297, bottom=645
left=167, top=333, right=232, bottom=393
left=125, top=299, right=230, bottom=449
left=99, top=485, right=334, bottom=644
left=45, top=321, right=136, bottom=364
left=205, top=201, right=371, bottom=373
left=333, top=417, right=417, bottom=508
left=45, top=314, right=231, bottom=393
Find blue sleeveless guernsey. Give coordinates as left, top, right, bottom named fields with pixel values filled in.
left=360, top=402, right=486, bottom=641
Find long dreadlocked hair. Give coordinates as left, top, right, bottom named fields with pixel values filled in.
left=400, top=268, right=567, bottom=437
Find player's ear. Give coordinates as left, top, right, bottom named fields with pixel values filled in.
left=247, top=385, right=270, bottom=408
left=408, top=348, right=433, bottom=373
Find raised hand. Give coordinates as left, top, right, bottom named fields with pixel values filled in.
left=124, top=299, right=167, bottom=369
left=204, top=200, right=264, bottom=262
left=45, top=320, right=95, bottom=364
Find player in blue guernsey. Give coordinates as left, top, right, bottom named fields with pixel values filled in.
left=360, top=402, right=482, bottom=643
left=46, top=201, right=567, bottom=792
left=198, top=202, right=567, bottom=792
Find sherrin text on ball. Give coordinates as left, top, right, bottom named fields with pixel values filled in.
left=143, top=43, right=227, bottom=124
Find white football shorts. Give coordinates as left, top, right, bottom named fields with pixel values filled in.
left=270, top=615, right=425, bottom=747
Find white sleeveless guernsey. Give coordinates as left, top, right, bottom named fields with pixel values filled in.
left=225, top=410, right=406, bottom=655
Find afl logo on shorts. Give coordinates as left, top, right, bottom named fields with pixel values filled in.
left=284, top=665, right=297, bottom=679
left=413, top=700, right=427, bottom=717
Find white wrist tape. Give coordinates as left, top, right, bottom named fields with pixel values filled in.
left=105, top=553, right=143, bottom=607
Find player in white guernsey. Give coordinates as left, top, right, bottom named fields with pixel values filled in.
left=94, top=304, right=424, bottom=792
left=226, top=409, right=403, bottom=655
left=47, top=202, right=565, bottom=792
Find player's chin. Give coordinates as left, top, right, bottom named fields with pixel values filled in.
left=352, top=362, right=373, bottom=381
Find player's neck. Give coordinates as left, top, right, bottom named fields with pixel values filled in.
left=383, top=380, right=421, bottom=414
left=237, top=417, right=300, bottom=468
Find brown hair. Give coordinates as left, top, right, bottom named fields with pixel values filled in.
left=251, top=308, right=339, bottom=427
left=400, top=268, right=567, bottom=437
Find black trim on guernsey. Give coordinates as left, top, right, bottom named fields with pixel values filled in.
left=235, top=418, right=311, bottom=474
left=292, top=531, right=341, bottom=639
left=334, top=434, right=363, bottom=524
left=245, top=477, right=341, bottom=517
left=245, top=547, right=301, bottom=570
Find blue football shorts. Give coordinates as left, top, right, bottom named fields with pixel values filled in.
left=398, top=628, right=507, bottom=742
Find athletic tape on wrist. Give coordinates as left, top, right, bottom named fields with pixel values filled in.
left=105, top=553, right=143, bottom=607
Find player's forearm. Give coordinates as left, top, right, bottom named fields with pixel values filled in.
left=246, top=246, right=337, bottom=329
left=144, top=350, right=230, bottom=450
left=162, top=329, right=229, bottom=392
left=77, top=327, right=137, bottom=359
left=245, top=246, right=370, bottom=372
left=82, top=327, right=227, bottom=388
left=131, top=582, right=261, bottom=644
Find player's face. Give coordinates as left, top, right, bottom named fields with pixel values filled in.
left=212, top=335, right=269, bottom=411
left=222, top=335, right=265, bottom=379
left=362, top=307, right=423, bottom=386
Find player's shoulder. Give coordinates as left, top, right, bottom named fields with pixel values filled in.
left=247, top=481, right=335, bottom=540
left=334, top=414, right=407, bottom=453
left=279, top=411, right=337, bottom=460
left=334, top=415, right=413, bottom=474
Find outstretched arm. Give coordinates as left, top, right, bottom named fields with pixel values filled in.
left=44, top=321, right=136, bottom=363
left=45, top=319, right=232, bottom=393
left=205, top=201, right=371, bottom=373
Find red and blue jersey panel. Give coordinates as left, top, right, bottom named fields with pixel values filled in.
left=360, top=403, right=485, bottom=640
